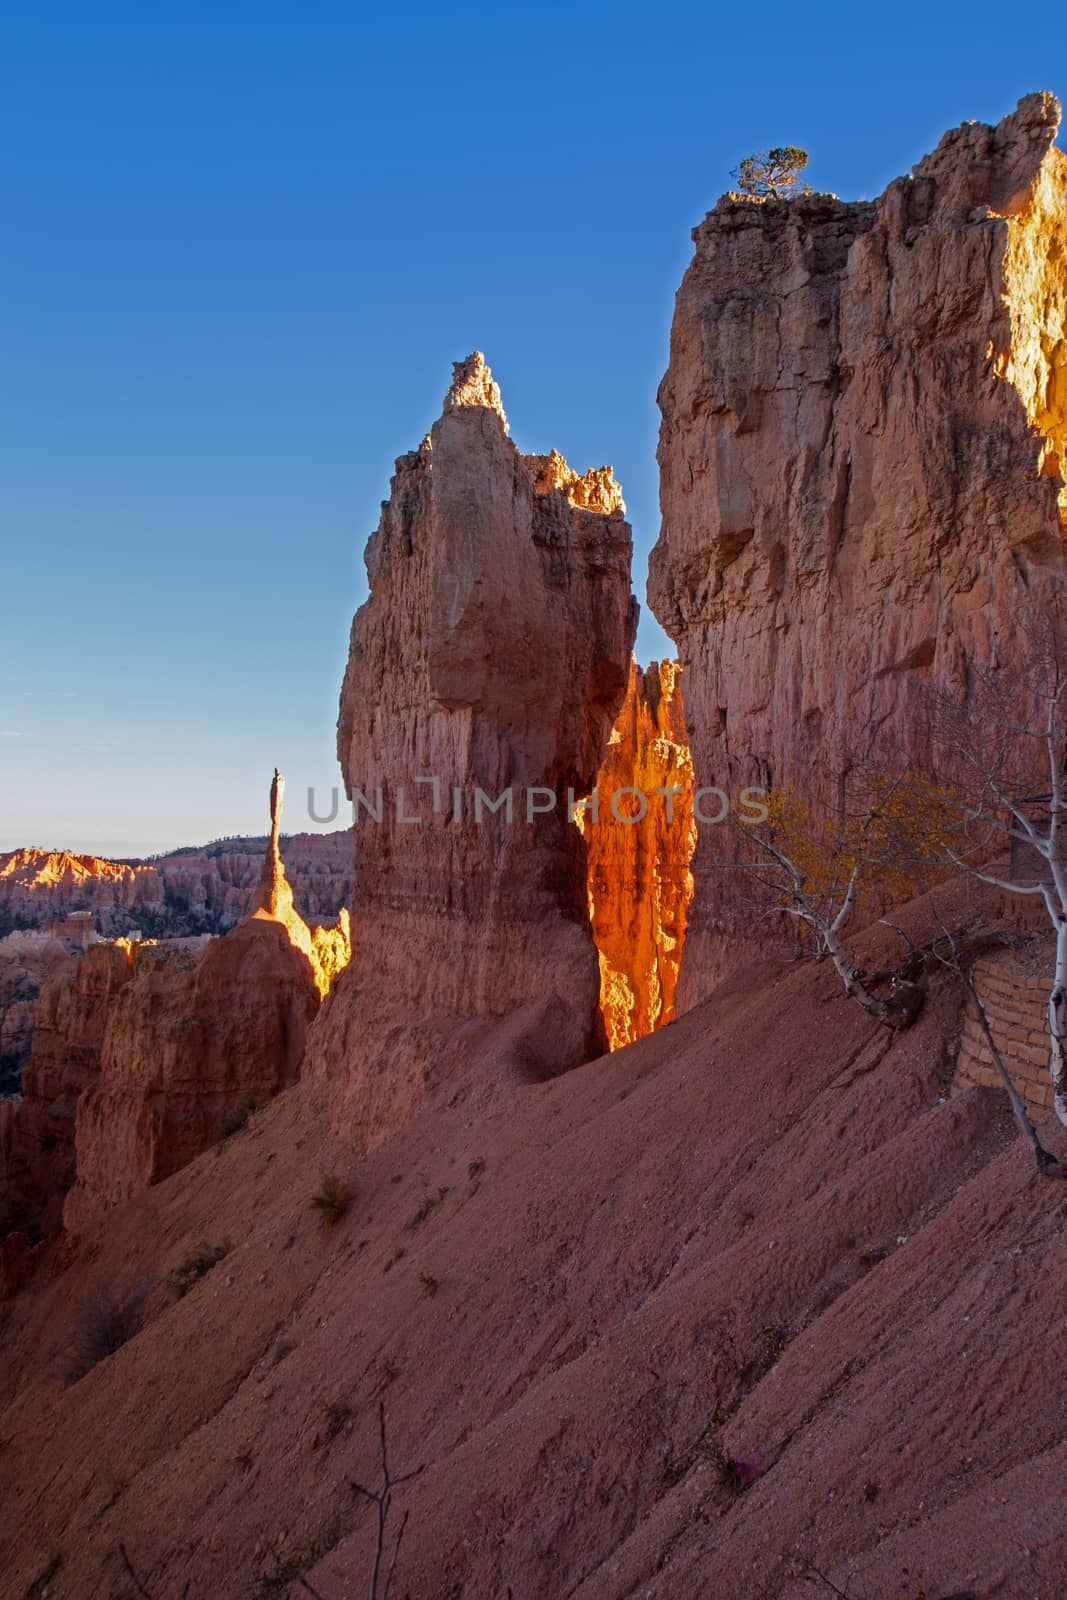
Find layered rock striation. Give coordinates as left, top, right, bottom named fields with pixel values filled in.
left=0, top=833, right=351, bottom=940
left=649, top=92, right=1067, bottom=1004
left=63, top=774, right=331, bottom=1227
left=0, top=777, right=347, bottom=1265
left=305, top=353, right=637, bottom=1144
left=0, top=941, right=133, bottom=1253
left=580, top=659, right=696, bottom=1049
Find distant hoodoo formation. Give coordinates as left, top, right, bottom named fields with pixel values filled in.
left=580, top=659, right=696, bottom=1049
left=0, top=834, right=352, bottom=941
left=649, top=92, right=1067, bottom=1005
left=0, top=775, right=349, bottom=1287
left=304, top=353, right=637, bottom=1144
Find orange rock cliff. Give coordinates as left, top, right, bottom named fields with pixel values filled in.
left=649, top=91, right=1067, bottom=1006
left=580, top=659, right=696, bottom=1049
left=303, top=353, right=638, bottom=1146
left=0, top=833, right=351, bottom=940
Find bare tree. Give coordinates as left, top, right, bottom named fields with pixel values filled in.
left=739, top=784, right=937, bottom=1026
left=348, top=1403, right=423, bottom=1600
left=893, top=645, right=1067, bottom=1127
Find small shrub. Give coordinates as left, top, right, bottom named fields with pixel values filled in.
left=63, top=1280, right=149, bottom=1384
left=217, top=1094, right=257, bottom=1142
left=310, top=1172, right=348, bottom=1229
left=167, top=1240, right=231, bottom=1300
left=321, top=1398, right=351, bottom=1441
left=406, top=1185, right=449, bottom=1231
left=419, top=1273, right=439, bottom=1299
left=371, top=1358, right=398, bottom=1393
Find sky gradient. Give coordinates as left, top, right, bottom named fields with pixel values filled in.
left=3, top=3, right=1065, bottom=855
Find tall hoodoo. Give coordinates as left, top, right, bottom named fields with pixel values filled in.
left=305, top=353, right=637, bottom=1144
left=650, top=92, right=1067, bottom=1005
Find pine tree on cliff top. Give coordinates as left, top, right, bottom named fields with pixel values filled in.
left=732, top=146, right=813, bottom=198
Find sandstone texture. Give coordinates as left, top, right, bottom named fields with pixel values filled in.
left=0, top=849, right=164, bottom=937
left=0, top=930, right=77, bottom=1093
left=305, top=353, right=637, bottom=1145
left=4, top=878, right=1067, bottom=1597
left=63, top=776, right=331, bottom=1229
left=0, top=941, right=133, bottom=1250
left=0, top=778, right=347, bottom=1256
left=580, top=658, right=695, bottom=1048
left=0, top=832, right=351, bottom=940
left=649, top=92, right=1067, bottom=1004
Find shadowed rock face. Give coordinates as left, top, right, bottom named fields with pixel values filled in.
left=63, top=776, right=334, bottom=1229
left=649, top=92, right=1067, bottom=1006
left=304, top=353, right=637, bottom=1146
left=0, top=779, right=345, bottom=1260
left=0, top=942, right=134, bottom=1250
left=580, top=659, right=696, bottom=1049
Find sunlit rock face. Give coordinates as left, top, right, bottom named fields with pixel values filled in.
left=0, top=836, right=352, bottom=941
left=0, top=849, right=165, bottom=936
left=0, top=777, right=348, bottom=1255
left=580, top=660, right=695, bottom=1049
left=304, top=353, right=637, bottom=1147
left=63, top=776, right=333, bottom=1228
left=650, top=92, right=1067, bottom=1007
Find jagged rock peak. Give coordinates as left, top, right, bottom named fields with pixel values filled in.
left=524, top=448, right=625, bottom=515
left=443, top=350, right=509, bottom=433
left=910, top=90, right=1061, bottom=218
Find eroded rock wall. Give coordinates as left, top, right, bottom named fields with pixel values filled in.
left=0, top=942, right=133, bottom=1244
left=0, top=833, right=352, bottom=940
left=63, top=775, right=329, bottom=1228
left=649, top=92, right=1067, bottom=1004
left=581, top=660, right=695, bottom=1048
left=305, top=353, right=637, bottom=1145
left=0, top=778, right=345, bottom=1255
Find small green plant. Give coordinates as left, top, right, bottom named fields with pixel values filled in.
left=310, top=1172, right=349, bottom=1229
left=321, top=1398, right=351, bottom=1442
left=406, top=1185, right=449, bottom=1232
left=167, top=1240, right=231, bottom=1300
left=732, top=145, right=813, bottom=200
left=371, top=1358, right=398, bottom=1394
left=418, top=1273, right=439, bottom=1299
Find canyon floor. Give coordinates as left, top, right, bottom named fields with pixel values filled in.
left=2, top=880, right=1065, bottom=1600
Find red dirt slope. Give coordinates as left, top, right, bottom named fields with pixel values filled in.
left=1, top=888, right=1065, bottom=1599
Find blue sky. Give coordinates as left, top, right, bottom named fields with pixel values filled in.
left=2, top=3, right=1063, bottom=855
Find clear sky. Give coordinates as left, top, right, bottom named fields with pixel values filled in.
left=2, top=3, right=1064, bottom=856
